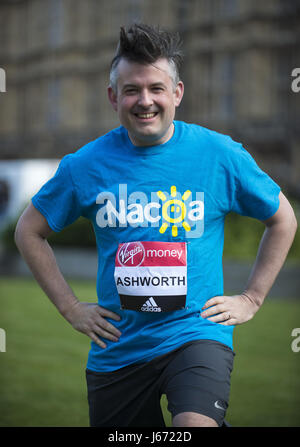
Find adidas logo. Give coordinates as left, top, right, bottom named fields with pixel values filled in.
left=141, top=297, right=162, bottom=312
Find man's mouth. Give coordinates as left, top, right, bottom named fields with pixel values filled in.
left=134, top=112, right=158, bottom=120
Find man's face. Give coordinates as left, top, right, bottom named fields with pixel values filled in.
left=108, top=58, right=184, bottom=147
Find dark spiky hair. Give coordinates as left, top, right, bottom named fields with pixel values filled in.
left=109, top=23, right=183, bottom=91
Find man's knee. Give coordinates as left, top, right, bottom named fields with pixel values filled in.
left=172, top=411, right=218, bottom=427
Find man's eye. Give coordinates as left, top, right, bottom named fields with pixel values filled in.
left=125, top=89, right=137, bottom=95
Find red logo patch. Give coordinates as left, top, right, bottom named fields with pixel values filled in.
left=117, top=242, right=145, bottom=267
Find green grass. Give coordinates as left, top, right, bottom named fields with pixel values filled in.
left=0, top=277, right=299, bottom=427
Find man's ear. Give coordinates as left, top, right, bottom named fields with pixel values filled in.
left=174, top=81, right=184, bottom=107
left=107, top=86, right=118, bottom=111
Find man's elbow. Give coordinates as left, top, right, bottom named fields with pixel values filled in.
left=14, top=207, right=36, bottom=250
left=14, top=214, right=27, bottom=250
left=266, top=193, right=298, bottom=235
left=14, top=203, right=52, bottom=249
left=281, top=204, right=298, bottom=244
left=291, top=209, right=298, bottom=236
left=285, top=195, right=298, bottom=233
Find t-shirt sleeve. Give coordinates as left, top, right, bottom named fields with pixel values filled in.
left=231, top=146, right=281, bottom=220
left=31, top=154, right=82, bottom=232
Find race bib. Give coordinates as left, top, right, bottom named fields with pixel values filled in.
left=114, top=241, right=187, bottom=312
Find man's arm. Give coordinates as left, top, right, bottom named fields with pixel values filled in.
left=201, top=191, right=298, bottom=325
left=14, top=202, right=121, bottom=347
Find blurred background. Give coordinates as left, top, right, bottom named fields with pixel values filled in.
left=0, top=0, right=300, bottom=427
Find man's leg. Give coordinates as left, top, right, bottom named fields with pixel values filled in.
left=160, top=340, right=235, bottom=427
left=173, top=412, right=218, bottom=427
left=86, top=363, right=165, bottom=427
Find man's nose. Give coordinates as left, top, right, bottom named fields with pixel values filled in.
left=138, top=90, right=153, bottom=107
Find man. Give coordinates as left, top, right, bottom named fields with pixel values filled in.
left=15, top=24, right=297, bottom=427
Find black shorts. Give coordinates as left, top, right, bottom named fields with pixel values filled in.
left=86, top=339, right=235, bottom=427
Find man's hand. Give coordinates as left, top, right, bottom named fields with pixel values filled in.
left=201, top=294, right=260, bottom=326
left=15, top=204, right=123, bottom=350
left=65, top=302, right=122, bottom=349
left=201, top=193, right=297, bottom=326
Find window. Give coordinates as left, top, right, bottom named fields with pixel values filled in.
left=48, top=0, right=64, bottom=48
left=217, top=54, right=236, bottom=119
left=47, top=78, right=61, bottom=129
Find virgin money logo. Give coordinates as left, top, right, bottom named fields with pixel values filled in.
left=118, top=242, right=145, bottom=267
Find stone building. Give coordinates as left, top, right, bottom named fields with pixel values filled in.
left=0, top=0, right=299, bottom=196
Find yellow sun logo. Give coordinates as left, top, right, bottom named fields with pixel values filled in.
left=157, top=186, right=192, bottom=237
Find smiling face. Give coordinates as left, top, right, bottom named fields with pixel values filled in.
left=108, top=58, right=184, bottom=147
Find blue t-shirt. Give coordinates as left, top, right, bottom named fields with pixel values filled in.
left=32, top=121, right=280, bottom=371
